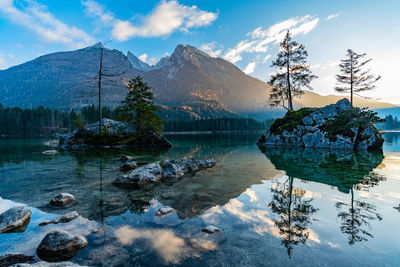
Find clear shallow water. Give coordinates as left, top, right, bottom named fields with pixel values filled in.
left=0, top=133, right=400, bottom=266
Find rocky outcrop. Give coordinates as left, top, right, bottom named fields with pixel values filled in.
left=113, top=158, right=216, bottom=185
left=50, top=193, right=76, bottom=207
left=36, top=230, right=88, bottom=262
left=258, top=99, right=384, bottom=150
left=39, top=211, right=80, bottom=226
left=0, top=206, right=31, bottom=233
left=58, top=118, right=172, bottom=150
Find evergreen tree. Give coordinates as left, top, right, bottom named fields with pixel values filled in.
left=268, top=30, right=317, bottom=111
left=335, top=49, right=381, bottom=108
left=119, top=76, right=162, bottom=138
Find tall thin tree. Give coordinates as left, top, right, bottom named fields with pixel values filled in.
left=269, top=30, right=317, bottom=111
left=335, top=49, right=381, bottom=109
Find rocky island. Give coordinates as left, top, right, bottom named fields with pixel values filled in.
left=257, top=99, right=384, bottom=150
left=58, top=118, right=172, bottom=150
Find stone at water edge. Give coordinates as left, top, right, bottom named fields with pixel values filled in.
left=42, top=150, right=58, bottom=155
left=155, top=207, right=175, bottom=217
left=50, top=193, right=76, bottom=207
left=39, top=211, right=80, bottom=226
left=119, top=161, right=137, bottom=171
left=0, top=254, right=35, bottom=266
left=113, top=163, right=163, bottom=185
left=36, top=230, right=88, bottom=262
left=201, top=225, right=221, bottom=234
left=12, top=261, right=88, bottom=267
left=161, top=161, right=185, bottom=179
left=0, top=206, right=31, bottom=233
left=119, top=155, right=134, bottom=162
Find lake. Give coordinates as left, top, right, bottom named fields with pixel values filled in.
left=1, top=132, right=400, bottom=266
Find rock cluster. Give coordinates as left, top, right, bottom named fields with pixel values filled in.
left=258, top=99, right=384, bottom=150
left=58, top=118, right=172, bottom=149
left=0, top=206, right=31, bottom=233
left=36, top=230, right=88, bottom=262
left=119, top=161, right=137, bottom=171
left=113, top=158, right=216, bottom=185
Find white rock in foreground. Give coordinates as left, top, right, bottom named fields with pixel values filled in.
left=0, top=206, right=31, bottom=233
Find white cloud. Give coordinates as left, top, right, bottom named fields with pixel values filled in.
left=325, top=14, right=339, bottom=20
left=200, top=41, right=222, bottom=57
left=244, top=61, right=257, bottom=74
left=0, top=0, right=94, bottom=48
left=223, top=15, right=319, bottom=64
left=0, top=54, right=7, bottom=69
left=83, top=0, right=217, bottom=41
left=263, top=54, right=271, bottom=64
left=138, top=53, right=158, bottom=65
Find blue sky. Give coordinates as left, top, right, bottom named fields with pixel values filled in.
left=0, top=0, right=399, bottom=103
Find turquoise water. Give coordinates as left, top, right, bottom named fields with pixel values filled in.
left=1, top=133, right=400, bottom=266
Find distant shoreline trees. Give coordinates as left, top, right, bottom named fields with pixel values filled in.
left=268, top=30, right=317, bottom=111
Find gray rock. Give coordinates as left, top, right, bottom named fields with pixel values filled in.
left=196, top=159, right=216, bottom=168
left=50, top=193, right=75, bottom=207
left=155, top=207, right=175, bottom=216
left=12, top=261, right=87, bottom=267
left=356, top=126, right=383, bottom=150
left=331, top=135, right=354, bottom=150
left=309, top=111, right=326, bottom=125
left=302, top=131, right=327, bottom=148
left=119, top=155, right=134, bottom=162
left=302, top=116, right=314, bottom=125
left=42, top=150, right=58, bottom=155
left=39, top=211, right=80, bottom=226
left=36, top=230, right=88, bottom=262
left=119, top=161, right=137, bottom=171
left=0, top=206, right=31, bottom=233
left=161, top=161, right=185, bottom=179
left=0, top=254, right=35, bottom=266
left=320, top=104, right=338, bottom=118
left=336, top=98, right=351, bottom=112
left=202, top=225, right=221, bottom=234
left=113, top=163, right=162, bottom=185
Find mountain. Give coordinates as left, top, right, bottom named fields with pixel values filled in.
left=0, top=43, right=396, bottom=119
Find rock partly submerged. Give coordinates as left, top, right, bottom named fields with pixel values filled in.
left=36, top=230, right=88, bottom=262
left=12, top=261, right=87, bottom=267
left=119, top=161, right=137, bottom=172
left=0, top=206, right=31, bottom=233
left=58, top=118, right=172, bottom=150
left=39, top=211, right=80, bottom=226
left=113, top=158, right=216, bottom=186
left=0, top=254, right=35, bottom=266
left=258, top=98, right=384, bottom=151
left=155, top=207, right=175, bottom=217
left=50, top=193, right=76, bottom=207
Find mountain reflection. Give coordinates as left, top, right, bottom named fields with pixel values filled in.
left=262, top=147, right=385, bottom=253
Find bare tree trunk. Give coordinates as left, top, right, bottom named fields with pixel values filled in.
left=286, top=49, right=293, bottom=111
left=98, top=45, right=104, bottom=137
left=350, top=55, right=353, bottom=110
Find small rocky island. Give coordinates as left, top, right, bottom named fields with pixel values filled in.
left=258, top=99, right=384, bottom=150
left=58, top=118, right=172, bottom=149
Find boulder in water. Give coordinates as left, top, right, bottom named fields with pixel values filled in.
left=39, top=211, right=79, bottom=226
left=36, top=230, right=88, bottom=262
left=50, top=193, right=75, bottom=207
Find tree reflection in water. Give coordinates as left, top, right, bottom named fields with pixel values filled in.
left=269, top=176, right=317, bottom=258
left=262, top=147, right=386, bottom=254
left=336, top=172, right=385, bottom=245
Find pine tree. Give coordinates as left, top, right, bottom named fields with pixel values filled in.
left=268, top=30, right=317, bottom=111
left=119, top=76, right=162, bottom=138
left=335, top=49, right=381, bottom=108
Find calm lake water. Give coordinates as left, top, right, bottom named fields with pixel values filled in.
left=1, top=132, right=400, bottom=266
